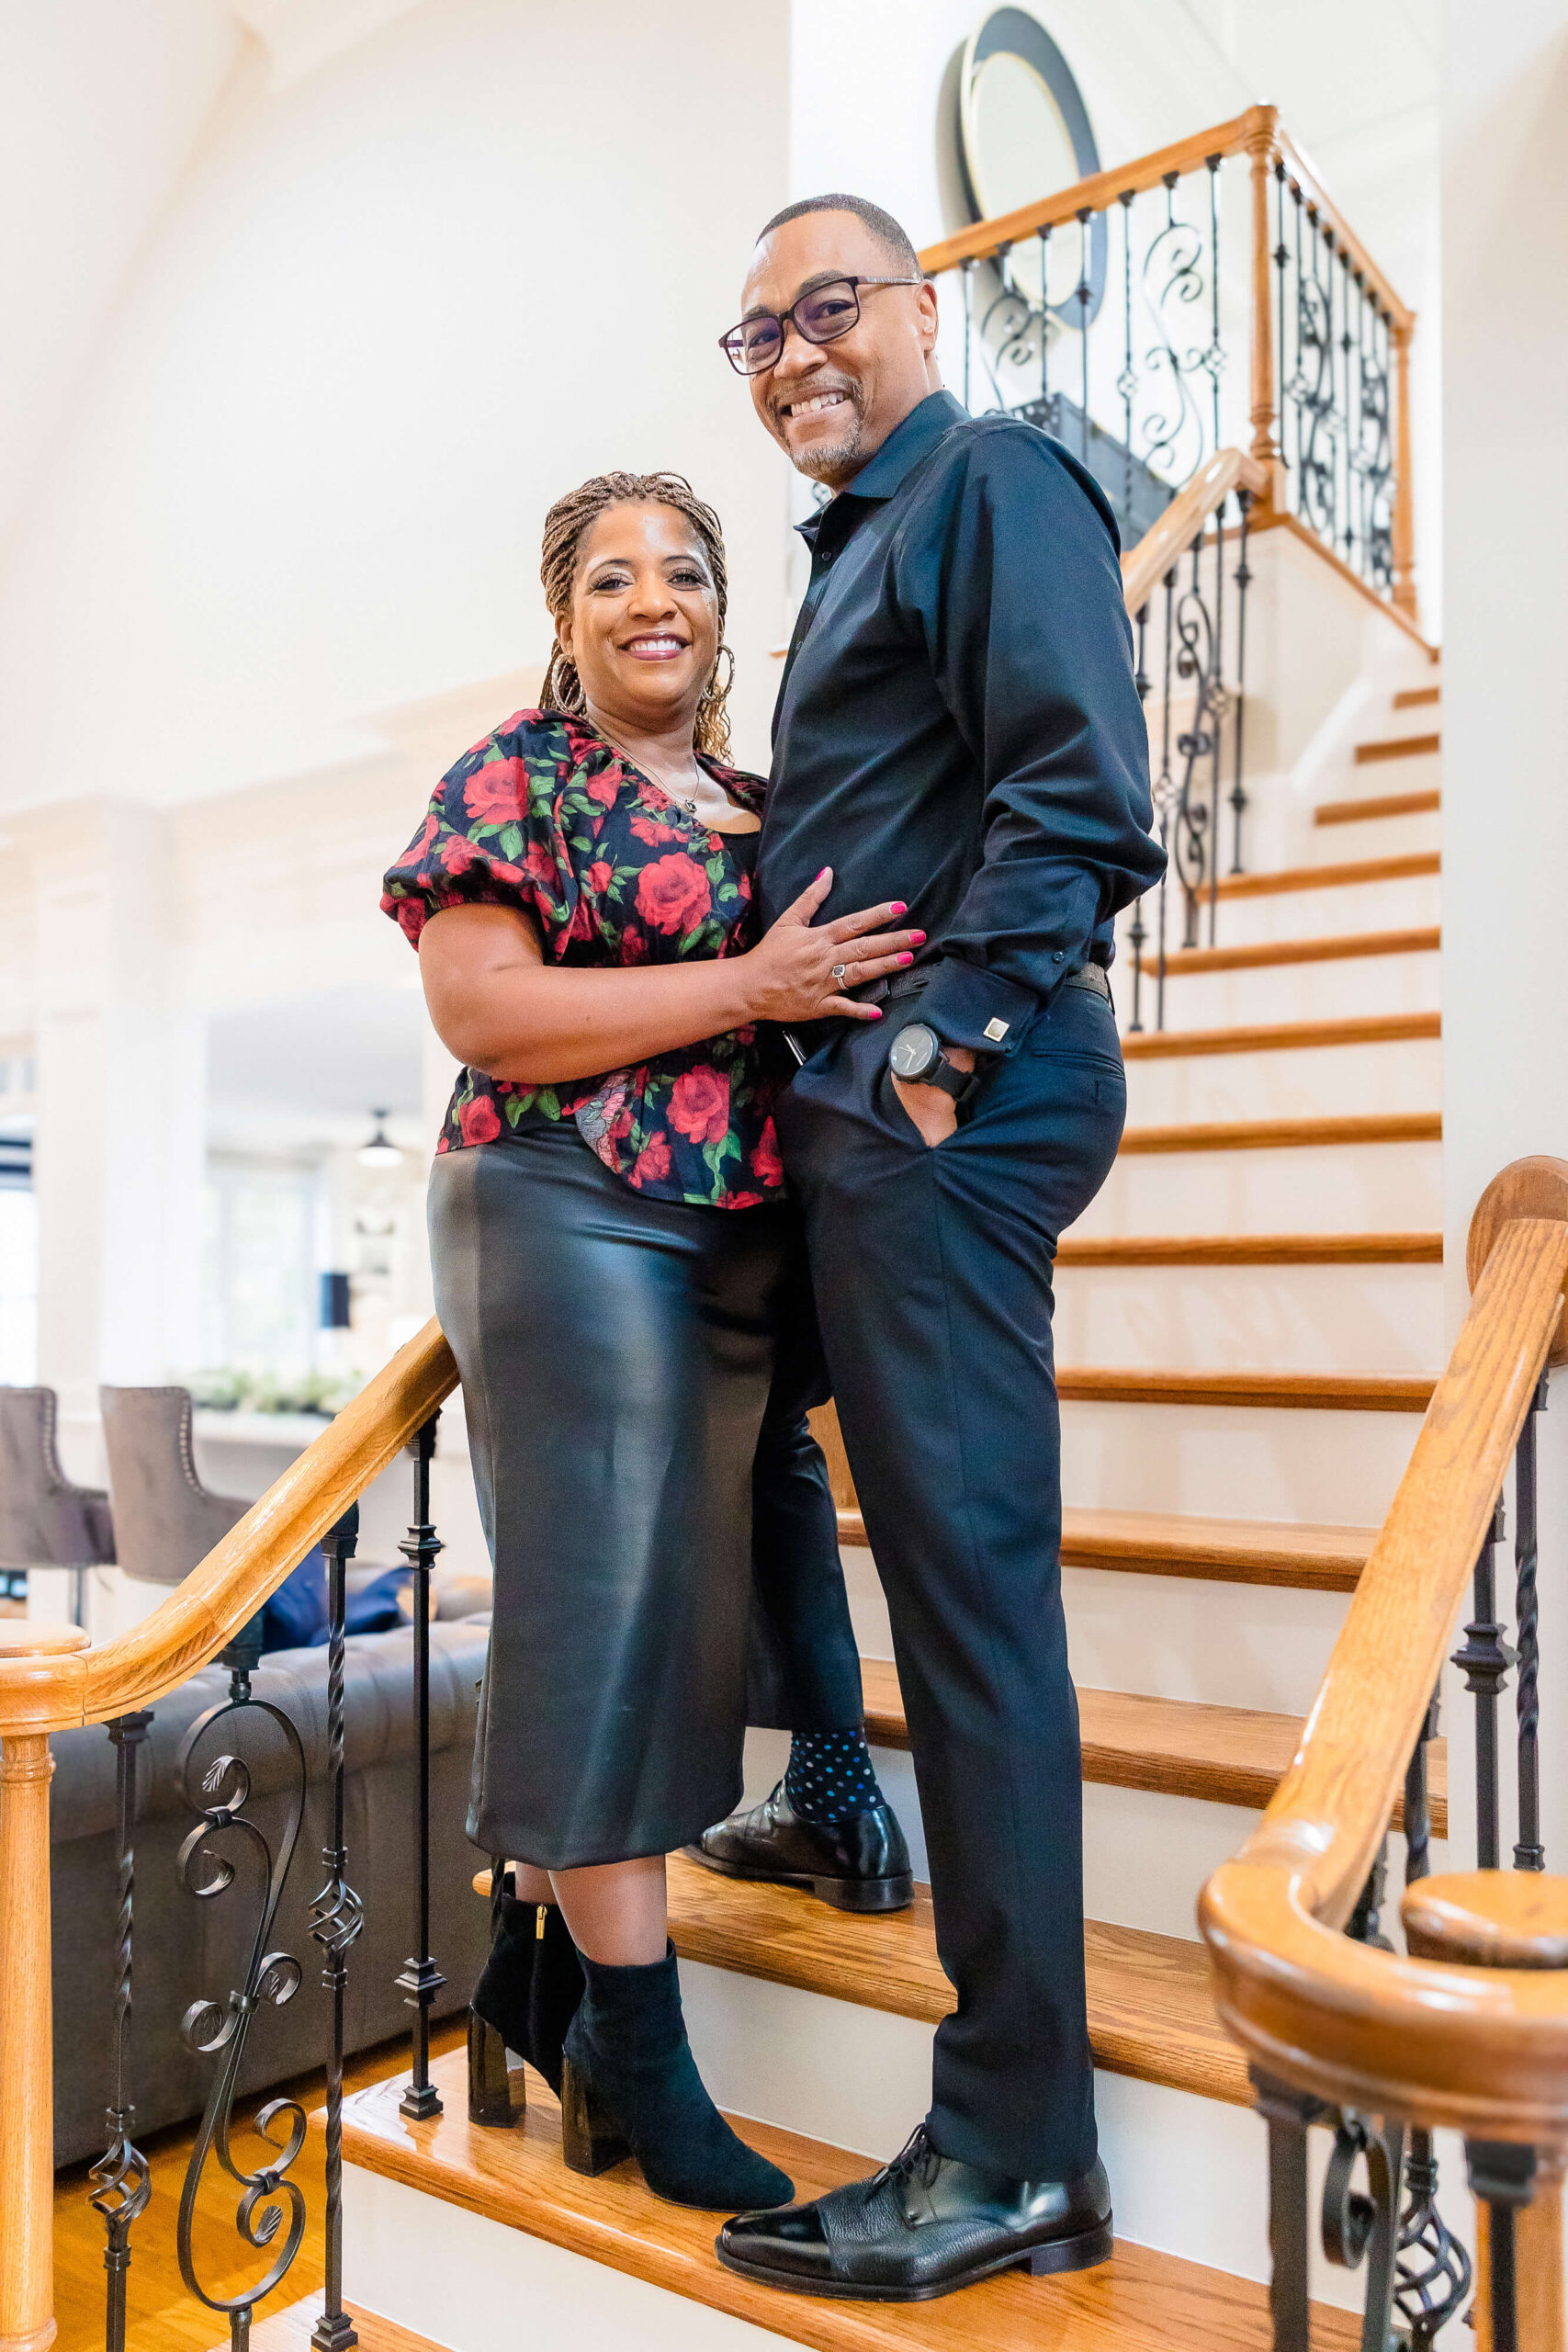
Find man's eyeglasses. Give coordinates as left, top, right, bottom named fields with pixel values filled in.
left=719, top=277, right=923, bottom=378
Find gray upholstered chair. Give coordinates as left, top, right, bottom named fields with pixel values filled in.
left=98, top=1385, right=248, bottom=1585
left=0, top=1386, right=116, bottom=1577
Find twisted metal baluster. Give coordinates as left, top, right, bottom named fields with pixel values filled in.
left=89, top=1710, right=154, bottom=2352
left=1206, top=491, right=1225, bottom=947
left=1228, top=490, right=1252, bottom=874
left=399, top=1416, right=447, bottom=2119
left=310, top=1507, right=365, bottom=2352
left=1155, top=565, right=1176, bottom=1031
left=1513, top=1372, right=1549, bottom=1871
left=1393, top=1690, right=1472, bottom=2345
left=1451, top=1499, right=1512, bottom=1869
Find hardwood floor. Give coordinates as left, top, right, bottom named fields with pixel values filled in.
left=51, top=2019, right=467, bottom=2352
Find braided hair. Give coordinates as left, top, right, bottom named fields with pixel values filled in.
left=538, top=470, right=735, bottom=761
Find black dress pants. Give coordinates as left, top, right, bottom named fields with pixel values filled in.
left=774, top=978, right=1127, bottom=2180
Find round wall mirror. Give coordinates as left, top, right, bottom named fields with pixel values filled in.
left=957, top=7, right=1104, bottom=325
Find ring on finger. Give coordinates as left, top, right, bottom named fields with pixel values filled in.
left=831, top=962, right=849, bottom=985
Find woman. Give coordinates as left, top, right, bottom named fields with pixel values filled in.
left=381, top=471, right=919, bottom=2211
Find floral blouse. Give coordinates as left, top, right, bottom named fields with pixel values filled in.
left=381, top=709, right=786, bottom=1209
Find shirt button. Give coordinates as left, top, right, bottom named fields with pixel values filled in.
left=1053, top=950, right=1065, bottom=961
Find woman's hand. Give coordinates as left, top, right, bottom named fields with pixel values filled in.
left=739, top=868, right=924, bottom=1026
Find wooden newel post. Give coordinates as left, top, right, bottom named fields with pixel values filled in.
left=1246, top=107, right=1284, bottom=518
left=0, top=1733, right=59, bottom=2352
left=1391, top=320, right=1418, bottom=624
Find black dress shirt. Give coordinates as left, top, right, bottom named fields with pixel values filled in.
left=759, top=390, right=1165, bottom=1056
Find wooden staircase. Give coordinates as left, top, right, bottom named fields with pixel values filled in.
left=328, top=675, right=1445, bottom=2344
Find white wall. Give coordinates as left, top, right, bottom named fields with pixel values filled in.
left=1441, top=0, right=1568, bottom=1874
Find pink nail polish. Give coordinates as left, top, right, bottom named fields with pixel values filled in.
left=897, top=952, right=915, bottom=967
left=867, top=1006, right=883, bottom=1019
left=909, top=930, right=928, bottom=944
left=891, top=901, right=908, bottom=916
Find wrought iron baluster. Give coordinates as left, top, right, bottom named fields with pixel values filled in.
left=90, top=1710, right=154, bottom=2352
left=1037, top=227, right=1051, bottom=409
left=1292, top=183, right=1306, bottom=513
left=1338, top=251, right=1356, bottom=571
left=1253, top=2072, right=1324, bottom=2352
left=1206, top=493, right=1225, bottom=948
left=1228, top=491, right=1251, bottom=874
left=1347, top=1836, right=1393, bottom=1951
left=1467, top=2141, right=1537, bottom=2352
left=1273, top=162, right=1290, bottom=510
left=1076, top=208, right=1092, bottom=469
left=1321, top=2108, right=1406, bottom=2352
left=1513, top=1371, right=1548, bottom=1871
left=1204, top=156, right=1222, bottom=460
left=1128, top=600, right=1151, bottom=1034
left=310, top=1508, right=366, bottom=2352
left=399, top=1415, right=447, bottom=2118
left=1451, top=1499, right=1512, bottom=1870
left=1119, top=191, right=1135, bottom=526
left=1156, top=565, right=1176, bottom=1032
left=1393, top=1690, right=1473, bottom=2345
left=176, top=1610, right=311, bottom=2348
left=961, top=259, right=976, bottom=413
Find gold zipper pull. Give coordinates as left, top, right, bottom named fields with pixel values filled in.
left=536, top=1904, right=547, bottom=1941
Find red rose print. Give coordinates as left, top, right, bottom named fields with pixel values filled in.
left=620, top=923, right=649, bottom=964
left=435, top=1135, right=449, bottom=1153
left=636, top=854, right=712, bottom=935
left=585, top=769, right=621, bottom=808
left=587, top=859, right=614, bottom=894
left=524, top=840, right=558, bottom=887
left=716, top=1189, right=765, bottom=1210
left=464, top=757, right=528, bottom=824
left=442, top=836, right=478, bottom=876
left=632, top=1131, right=671, bottom=1184
left=668, top=1065, right=729, bottom=1144
left=750, top=1121, right=784, bottom=1188
left=629, top=812, right=679, bottom=846
left=412, top=808, right=439, bottom=860
left=458, top=1094, right=502, bottom=1145
left=566, top=895, right=596, bottom=943
left=488, top=860, right=524, bottom=887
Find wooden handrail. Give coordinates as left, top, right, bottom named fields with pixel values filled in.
left=0, top=1317, right=458, bottom=1739
left=1201, top=1162, right=1568, bottom=2141
left=1121, top=447, right=1267, bottom=616
left=915, top=102, right=1414, bottom=333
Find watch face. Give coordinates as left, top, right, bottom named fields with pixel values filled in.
left=890, top=1023, right=939, bottom=1080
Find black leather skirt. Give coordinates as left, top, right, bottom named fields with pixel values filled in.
left=429, top=1126, right=796, bottom=1868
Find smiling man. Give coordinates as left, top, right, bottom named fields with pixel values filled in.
left=702, top=196, right=1167, bottom=2304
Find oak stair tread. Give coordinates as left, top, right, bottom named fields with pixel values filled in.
left=858, top=1657, right=1446, bottom=1830
left=1141, top=924, right=1438, bottom=978
left=1056, top=1231, right=1441, bottom=1265
left=1055, top=1367, right=1435, bottom=1410
left=1393, top=684, right=1439, bottom=708
left=1122, top=1010, right=1439, bottom=1058
left=1119, top=1110, right=1439, bottom=1153
left=1314, top=786, right=1440, bottom=827
left=1354, top=730, right=1439, bottom=763
left=237, top=2301, right=435, bottom=2351
left=1213, top=849, right=1438, bottom=899
left=334, top=2050, right=1359, bottom=2351
left=838, top=1503, right=1375, bottom=1590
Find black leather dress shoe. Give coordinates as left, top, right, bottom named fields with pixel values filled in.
left=715, top=2125, right=1112, bottom=2301
left=688, top=1781, right=913, bottom=1913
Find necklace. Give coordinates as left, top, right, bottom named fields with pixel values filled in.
left=596, top=724, right=703, bottom=817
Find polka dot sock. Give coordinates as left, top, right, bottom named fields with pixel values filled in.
left=784, top=1726, right=885, bottom=1825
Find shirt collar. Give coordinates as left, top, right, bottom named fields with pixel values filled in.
left=794, top=390, right=967, bottom=545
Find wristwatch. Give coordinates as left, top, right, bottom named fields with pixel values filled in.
left=889, top=1022, right=979, bottom=1103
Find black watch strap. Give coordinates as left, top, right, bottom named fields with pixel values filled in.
left=923, top=1052, right=979, bottom=1104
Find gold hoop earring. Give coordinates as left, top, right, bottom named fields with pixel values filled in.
left=552, top=656, right=586, bottom=716
left=700, top=644, right=736, bottom=708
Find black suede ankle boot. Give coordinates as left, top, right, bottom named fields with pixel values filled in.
left=559, top=1943, right=793, bottom=2211
left=468, top=1876, right=584, bottom=2125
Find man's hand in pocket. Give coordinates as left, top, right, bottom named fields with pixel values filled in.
left=891, top=1047, right=974, bottom=1148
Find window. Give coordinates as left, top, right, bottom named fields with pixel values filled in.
left=201, top=1157, right=320, bottom=1376
left=0, top=1186, right=37, bottom=1385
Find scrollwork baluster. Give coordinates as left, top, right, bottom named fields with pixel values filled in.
left=175, top=1610, right=310, bottom=2347
left=1321, top=2108, right=1406, bottom=2351
left=90, top=1709, right=153, bottom=2352
left=1228, top=490, right=1252, bottom=874
left=1076, top=207, right=1092, bottom=470
left=1127, top=599, right=1151, bottom=1034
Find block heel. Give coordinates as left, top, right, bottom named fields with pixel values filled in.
left=558, top=2054, right=631, bottom=2177
left=1022, top=2219, right=1114, bottom=2276
left=812, top=1869, right=914, bottom=1913
left=468, top=2007, right=518, bottom=2129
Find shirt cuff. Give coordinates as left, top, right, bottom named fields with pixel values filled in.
left=914, top=959, right=1039, bottom=1057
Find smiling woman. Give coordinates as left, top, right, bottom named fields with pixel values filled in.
left=378, top=470, right=918, bottom=2212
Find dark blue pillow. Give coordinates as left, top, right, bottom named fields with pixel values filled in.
left=260, top=1550, right=412, bottom=1652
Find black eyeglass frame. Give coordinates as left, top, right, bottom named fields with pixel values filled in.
left=718, top=277, right=925, bottom=377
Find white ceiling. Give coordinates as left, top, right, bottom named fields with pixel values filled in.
left=207, top=981, right=425, bottom=1142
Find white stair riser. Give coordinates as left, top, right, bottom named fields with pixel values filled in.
left=679, top=1964, right=1371, bottom=2319
left=1121, top=1036, right=1441, bottom=1125
left=343, top=2165, right=787, bottom=2352
left=1137, top=948, right=1438, bottom=1028
left=1060, top=1397, right=1418, bottom=1525
left=1300, top=808, right=1441, bottom=863
left=1142, top=874, right=1439, bottom=953
left=1328, top=745, right=1441, bottom=792
left=1078, top=1139, right=1444, bottom=1234
left=1053, top=1261, right=1442, bottom=1374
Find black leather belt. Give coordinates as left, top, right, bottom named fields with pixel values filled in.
left=852, top=962, right=1111, bottom=1008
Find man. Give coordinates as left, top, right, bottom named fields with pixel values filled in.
left=706, top=194, right=1165, bottom=2301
